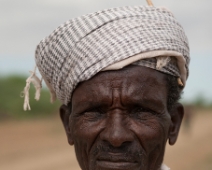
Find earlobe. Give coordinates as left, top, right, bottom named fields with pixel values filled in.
left=60, top=105, right=74, bottom=145
left=168, top=103, right=184, bottom=145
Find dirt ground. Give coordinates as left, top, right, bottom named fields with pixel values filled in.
left=1, top=109, right=212, bottom=170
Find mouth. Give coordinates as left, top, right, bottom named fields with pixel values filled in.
left=97, top=160, right=137, bottom=170
left=97, top=155, right=138, bottom=170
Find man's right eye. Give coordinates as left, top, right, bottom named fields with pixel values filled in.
left=82, top=108, right=106, bottom=119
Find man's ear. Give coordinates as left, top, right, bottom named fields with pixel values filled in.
left=60, top=104, right=74, bottom=145
left=168, top=103, right=184, bottom=145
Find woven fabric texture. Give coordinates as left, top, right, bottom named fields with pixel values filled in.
left=35, top=5, right=190, bottom=105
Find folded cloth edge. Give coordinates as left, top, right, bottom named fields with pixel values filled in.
left=102, top=50, right=186, bottom=87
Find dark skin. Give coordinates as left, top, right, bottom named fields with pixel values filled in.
left=60, top=65, right=184, bottom=170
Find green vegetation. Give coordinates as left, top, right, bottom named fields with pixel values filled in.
left=182, top=93, right=212, bottom=110
left=1, top=75, right=211, bottom=120
left=0, top=75, right=60, bottom=120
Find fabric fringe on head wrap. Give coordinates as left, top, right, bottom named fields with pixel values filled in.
left=156, top=56, right=171, bottom=70
left=41, top=74, right=57, bottom=103
left=21, top=66, right=42, bottom=111
left=156, top=56, right=183, bottom=86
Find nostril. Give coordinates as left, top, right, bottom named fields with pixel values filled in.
left=113, top=141, right=132, bottom=151
left=121, top=141, right=132, bottom=147
left=104, top=141, right=133, bottom=153
left=111, top=138, right=131, bottom=148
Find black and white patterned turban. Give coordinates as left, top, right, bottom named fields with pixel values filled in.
left=23, top=5, right=190, bottom=110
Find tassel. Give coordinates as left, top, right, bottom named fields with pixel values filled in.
left=22, top=66, right=42, bottom=111
left=29, top=71, right=42, bottom=101
left=156, top=56, right=171, bottom=70
left=22, top=80, right=31, bottom=111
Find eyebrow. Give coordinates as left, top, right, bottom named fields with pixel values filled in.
left=122, top=91, right=167, bottom=113
left=72, top=98, right=111, bottom=114
left=73, top=95, right=166, bottom=114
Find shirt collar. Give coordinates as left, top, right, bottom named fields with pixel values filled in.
left=161, top=164, right=170, bottom=170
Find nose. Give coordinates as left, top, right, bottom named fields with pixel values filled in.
left=100, top=112, right=134, bottom=147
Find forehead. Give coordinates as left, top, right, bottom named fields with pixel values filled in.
left=71, top=66, right=168, bottom=107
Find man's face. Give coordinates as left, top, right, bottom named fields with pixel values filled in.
left=61, top=66, right=183, bottom=170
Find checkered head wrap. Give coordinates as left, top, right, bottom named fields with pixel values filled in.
left=23, top=5, right=190, bottom=110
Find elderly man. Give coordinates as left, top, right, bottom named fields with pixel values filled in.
left=23, top=1, right=189, bottom=169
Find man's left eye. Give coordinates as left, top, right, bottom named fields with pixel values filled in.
left=131, top=107, right=156, bottom=119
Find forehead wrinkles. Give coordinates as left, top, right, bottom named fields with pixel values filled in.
left=72, top=66, right=168, bottom=108
left=85, top=71, right=145, bottom=106
left=72, top=70, right=133, bottom=108
left=86, top=68, right=131, bottom=90
left=89, top=75, right=129, bottom=105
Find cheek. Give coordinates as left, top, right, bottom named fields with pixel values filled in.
left=70, top=117, right=105, bottom=168
left=130, top=117, right=169, bottom=152
left=129, top=117, right=170, bottom=169
left=72, top=116, right=105, bottom=143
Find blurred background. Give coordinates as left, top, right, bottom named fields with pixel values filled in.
left=0, top=0, right=211, bottom=169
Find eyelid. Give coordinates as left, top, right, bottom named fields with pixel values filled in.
left=133, top=106, right=158, bottom=115
left=84, top=107, right=105, bottom=114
